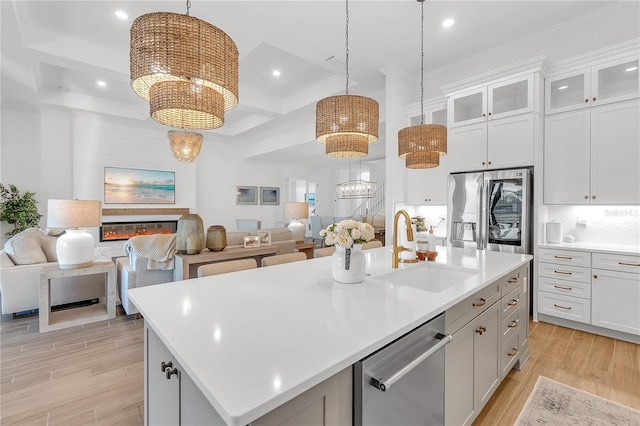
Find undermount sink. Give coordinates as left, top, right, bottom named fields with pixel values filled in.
left=378, top=263, right=480, bottom=293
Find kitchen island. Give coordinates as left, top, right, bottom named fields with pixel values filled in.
left=128, top=246, right=532, bottom=425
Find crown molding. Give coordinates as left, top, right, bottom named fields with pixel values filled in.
left=545, top=38, right=640, bottom=76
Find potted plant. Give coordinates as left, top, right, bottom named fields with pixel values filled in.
left=0, top=183, right=43, bottom=237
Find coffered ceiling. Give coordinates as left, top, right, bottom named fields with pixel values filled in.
left=1, top=1, right=634, bottom=167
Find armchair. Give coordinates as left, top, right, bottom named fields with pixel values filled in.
left=117, top=234, right=176, bottom=315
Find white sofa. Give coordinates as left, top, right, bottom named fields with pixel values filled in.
left=0, top=228, right=106, bottom=315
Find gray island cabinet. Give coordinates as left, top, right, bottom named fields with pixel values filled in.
left=130, top=246, right=531, bottom=425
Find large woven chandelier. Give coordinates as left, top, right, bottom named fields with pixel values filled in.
left=130, top=1, right=238, bottom=130
left=316, top=0, right=379, bottom=158
left=168, top=130, right=203, bottom=162
left=398, top=0, right=447, bottom=169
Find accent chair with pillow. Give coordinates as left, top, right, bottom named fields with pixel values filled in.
left=117, top=233, right=176, bottom=315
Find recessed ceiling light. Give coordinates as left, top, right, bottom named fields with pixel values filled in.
left=272, top=70, right=281, bottom=77
left=442, top=18, right=455, bottom=28
left=558, top=85, right=568, bottom=90
left=115, top=10, right=128, bottom=20
left=625, top=66, right=638, bottom=72
left=97, top=80, right=107, bottom=87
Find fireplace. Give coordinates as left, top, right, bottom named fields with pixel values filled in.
left=100, top=220, right=177, bottom=242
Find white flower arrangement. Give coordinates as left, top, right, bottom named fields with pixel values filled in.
left=319, top=219, right=375, bottom=248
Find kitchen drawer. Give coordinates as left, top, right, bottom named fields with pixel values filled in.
left=501, top=304, right=525, bottom=342
left=501, top=264, right=528, bottom=296
left=592, top=252, right=640, bottom=274
left=500, top=286, right=525, bottom=320
left=445, top=281, right=501, bottom=334
left=538, top=263, right=591, bottom=283
left=538, top=291, right=591, bottom=324
left=538, top=248, right=591, bottom=268
left=538, top=276, right=591, bottom=299
left=500, top=327, right=523, bottom=380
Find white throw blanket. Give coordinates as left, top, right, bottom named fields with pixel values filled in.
left=123, top=234, right=177, bottom=270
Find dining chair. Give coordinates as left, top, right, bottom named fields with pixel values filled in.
left=314, top=246, right=336, bottom=258
left=197, top=258, right=257, bottom=277
left=261, top=252, right=307, bottom=267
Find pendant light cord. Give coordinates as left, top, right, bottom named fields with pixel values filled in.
left=420, top=0, right=424, bottom=125
left=345, top=0, right=350, bottom=95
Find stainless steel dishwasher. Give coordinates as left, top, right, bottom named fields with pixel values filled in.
left=354, top=313, right=451, bottom=426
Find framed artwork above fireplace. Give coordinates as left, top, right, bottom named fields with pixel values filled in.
left=104, top=167, right=175, bottom=204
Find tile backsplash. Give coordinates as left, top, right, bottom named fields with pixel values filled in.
left=546, top=206, right=640, bottom=246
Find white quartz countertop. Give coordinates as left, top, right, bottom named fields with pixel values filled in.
left=128, top=246, right=531, bottom=426
left=538, top=242, right=640, bottom=255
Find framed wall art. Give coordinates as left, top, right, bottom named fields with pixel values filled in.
left=104, top=166, right=175, bottom=204
left=260, top=187, right=280, bottom=205
left=236, top=186, right=258, bottom=205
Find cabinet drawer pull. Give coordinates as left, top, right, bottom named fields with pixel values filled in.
left=473, top=298, right=486, bottom=307
left=508, top=320, right=520, bottom=329
left=507, top=278, right=518, bottom=283
left=554, top=270, right=572, bottom=275
left=160, top=361, right=173, bottom=373
left=507, top=348, right=519, bottom=357
left=553, top=304, right=572, bottom=310
left=508, top=299, right=519, bottom=307
left=619, top=262, right=640, bottom=267
left=554, top=255, right=573, bottom=260
left=476, top=326, right=487, bottom=335
left=554, top=285, right=573, bottom=291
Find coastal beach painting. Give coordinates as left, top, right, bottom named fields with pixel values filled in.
left=104, top=167, right=175, bottom=204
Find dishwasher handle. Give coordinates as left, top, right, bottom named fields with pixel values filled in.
left=370, top=332, right=452, bottom=392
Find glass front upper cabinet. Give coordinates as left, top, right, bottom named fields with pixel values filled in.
left=409, top=106, right=448, bottom=126
left=448, top=75, right=533, bottom=127
left=545, top=56, right=639, bottom=115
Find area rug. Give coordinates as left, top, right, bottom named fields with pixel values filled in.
left=515, top=376, right=640, bottom=426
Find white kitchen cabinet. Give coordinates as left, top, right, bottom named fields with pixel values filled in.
left=544, top=100, right=640, bottom=205
left=406, top=155, right=450, bottom=204
left=448, top=74, right=534, bottom=127
left=448, top=113, right=535, bottom=172
left=408, top=105, right=448, bottom=127
left=545, top=56, right=639, bottom=115
left=592, top=253, right=640, bottom=336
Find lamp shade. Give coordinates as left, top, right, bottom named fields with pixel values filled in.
left=47, top=200, right=102, bottom=269
left=283, top=202, right=309, bottom=220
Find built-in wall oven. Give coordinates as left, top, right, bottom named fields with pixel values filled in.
left=354, top=313, right=451, bottom=425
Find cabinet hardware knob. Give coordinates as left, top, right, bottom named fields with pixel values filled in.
left=554, top=285, right=573, bottom=291
left=593, top=274, right=598, bottom=279
left=508, top=320, right=519, bottom=329
left=553, top=303, right=572, bottom=310
left=584, top=195, right=588, bottom=199
left=161, top=361, right=173, bottom=373
left=482, top=113, right=486, bottom=117
left=507, top=278, right=518, bottom=283
left=473, top=298, right=486, bottom=307
left=476, top=325, right=487, bottom=335
left=488, top=161, right=492, bottom=165
left=592, top=195, right=596, bottom=199
left=488, top=112, right=492, bottom=116
left=165, top=366, right=178, bottom=380
left=482, top=162, right=486, bottom=165
left=619, top=262, right=640, bottom=267
left=593, top=97, right=596, bottom=101
left=508, top=348, right=519, bottom=357
left=554, top=270, right=572, bottom=275
left=554, top=255, right=572, bottom=260
left=508, top=299, right=519, bottom=307
left=585, top=99, right=589, bottom=103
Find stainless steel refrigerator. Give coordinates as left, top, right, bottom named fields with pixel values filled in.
left=447, top=168, right=533, bottom=254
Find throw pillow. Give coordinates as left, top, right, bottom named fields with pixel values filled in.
left=41, top=234, right=59, bottom=262
left=4, top=228, right=48, bottom=265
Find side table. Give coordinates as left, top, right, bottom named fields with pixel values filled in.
left=39, top=261, right=116, bottom=333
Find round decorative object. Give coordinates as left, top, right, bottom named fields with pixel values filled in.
left=206, top=225, right=227, bottom=252
left=176, top=214, right=205, bottom=255
left=331, top=244, right=366, bottom=284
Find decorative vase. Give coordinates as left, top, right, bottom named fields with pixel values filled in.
left=206, top=225, right=227, bottom=252
left=176, top=214, right=205, bottom=254
left=331, top=244, right=366, bottom=284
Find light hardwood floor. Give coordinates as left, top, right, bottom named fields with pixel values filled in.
left=1, top=311, right=638, bottom=425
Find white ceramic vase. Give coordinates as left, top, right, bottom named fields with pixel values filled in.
left=331, top=244, right=365, bottom=284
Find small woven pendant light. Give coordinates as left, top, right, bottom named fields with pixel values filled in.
left=168, top=130, right=203, bottom=162
left=316, top=0, right=379, bottom=158
left=130, top=2, right=238, bottom=130
left=397, top=0, right=447, bottom=168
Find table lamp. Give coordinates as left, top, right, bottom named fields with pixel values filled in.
left=47, top=199, right=102, bottom=269
left=283, top=202, right=309, bottom=243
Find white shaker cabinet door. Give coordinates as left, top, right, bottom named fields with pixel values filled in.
left=590, top=100, right=640, bottom=205
left=487, top=113, right=534, bottom=170
left=592, top=268, right=640, bottom=335
left=543, top=110, right=591, bottom=204
left=448, top=123, right=487, bottom=172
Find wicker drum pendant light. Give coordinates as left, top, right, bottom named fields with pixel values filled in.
left=130, top=1, right=238, bottom=130
left=316, top=0, right=379, bottom=158
left=397, top=0, right=447, bottom=168
left=168, top=130, right=203, bottom=163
